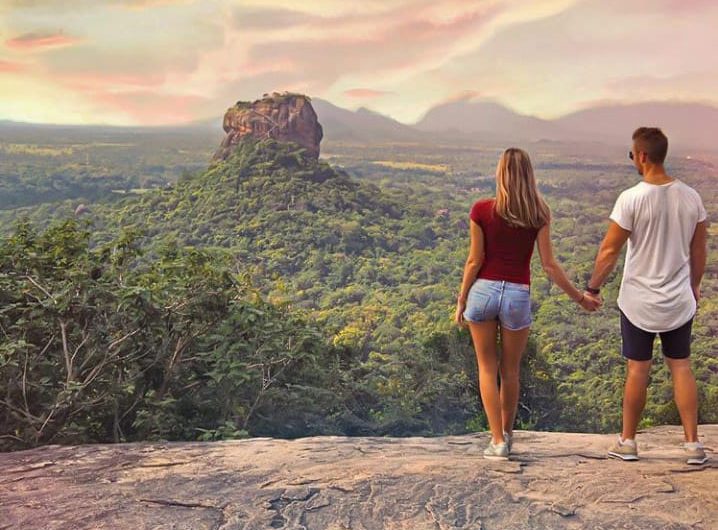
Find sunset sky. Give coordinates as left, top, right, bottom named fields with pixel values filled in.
left=1, top=0, right=716, bottom=126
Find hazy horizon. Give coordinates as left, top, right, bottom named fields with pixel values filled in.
left=3, top=95, right=718, bottom=132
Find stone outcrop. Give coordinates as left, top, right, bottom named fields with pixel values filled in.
left=213, top=92, right=323, bottom=161
left=1, top=425, right=716, bottom=529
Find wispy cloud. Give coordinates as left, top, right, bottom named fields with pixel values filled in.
left=0, top=60, right=27, bottom=73
left=344, top=88, right=394, bottom=99
left=6, top=31, right=82, bottom=51
left=3, top=0, right=192, bottom=8
left=118, top=0, right=197, bottom=11
left=87, top=90, right=209, bottom=124
left=234, top=7, right=319, bottom=29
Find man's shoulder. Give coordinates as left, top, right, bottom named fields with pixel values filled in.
left=616, top=183, right=645, bottom=203
left=673, top=180, right=702, bottom=199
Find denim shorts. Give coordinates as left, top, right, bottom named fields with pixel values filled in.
left=462, top=278, right=532, bottom=331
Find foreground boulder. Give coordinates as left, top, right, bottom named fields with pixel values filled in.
left=214, top=92, right=323, bottom=161
left=1, top=425, right=716, bottom=529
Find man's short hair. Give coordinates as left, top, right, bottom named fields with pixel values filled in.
left=632, top=127, right=668, bottom=165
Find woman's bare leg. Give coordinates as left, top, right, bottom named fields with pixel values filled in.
left=468, top=320, right=503, bottom=444
left=498, top=326, right=530, bottom=436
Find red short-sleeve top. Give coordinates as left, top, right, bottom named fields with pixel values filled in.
left=469, top=199, right=540, bottom=285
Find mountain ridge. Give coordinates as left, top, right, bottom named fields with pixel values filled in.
left=3, top=99, right=716, bottom=150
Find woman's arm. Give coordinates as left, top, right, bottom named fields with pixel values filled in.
left=537, top=222, right=596, bottom=308
left=455, top=221, right=485, bottom=326
left=458, top=220, right=485, bottom=303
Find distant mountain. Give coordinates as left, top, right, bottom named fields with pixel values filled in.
left=312, top=98, right=428, bottom=143
left=413, top=99, right=718, bottom=151
left=555, top=102, right=718, bottom=151
left=413, top=99, right=570, bottom=142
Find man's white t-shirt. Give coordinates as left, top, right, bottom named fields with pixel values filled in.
left=610, top=179, right=707, bottom=333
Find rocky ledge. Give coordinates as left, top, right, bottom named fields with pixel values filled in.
left=1, top=425, right=716, bottom=529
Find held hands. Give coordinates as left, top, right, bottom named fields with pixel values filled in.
left=455, top=289, right=602, bottom=325
left=578, top=291, right=602, bottom=312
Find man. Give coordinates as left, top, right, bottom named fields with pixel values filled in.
left=587, top=127, right=708, bottom=465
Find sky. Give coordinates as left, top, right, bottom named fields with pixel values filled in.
left=1, top=0, right=716, bottom=126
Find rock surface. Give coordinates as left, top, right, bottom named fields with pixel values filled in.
left=1, top=425, right=716, bottom=529
left=213, top=93, right=323, bottom=161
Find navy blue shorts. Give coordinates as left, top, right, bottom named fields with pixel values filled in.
left=620, top=310, right=692, bottom=361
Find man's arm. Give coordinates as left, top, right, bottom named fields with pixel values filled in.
left=588, top=221, right=631, bottom=291
left=690, top=221, right=708, bottom=302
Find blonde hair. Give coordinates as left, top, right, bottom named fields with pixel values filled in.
left=494, top=148, right=550, bottom=229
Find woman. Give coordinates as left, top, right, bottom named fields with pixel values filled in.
left=455, top=147, right=600, bottom=460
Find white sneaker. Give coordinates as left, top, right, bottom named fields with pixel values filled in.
left=683, top=442, right=708, bottom=465
left=608, top=437, right=638, bottom=461
left=484, top=440, right=509, bottom=460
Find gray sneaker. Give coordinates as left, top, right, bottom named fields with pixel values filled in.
left=684, top=442, right=708, bottom=465
left=608, top=437, right=638, bottom=461
left=484, top=440, right=509, bottom=460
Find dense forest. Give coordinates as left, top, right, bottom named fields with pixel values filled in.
left=1, top=131, right=716, bottom=451
left=0, top=123, right=219, bottom=210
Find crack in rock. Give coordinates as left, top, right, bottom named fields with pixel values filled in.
left=139, top=497, right=221, bottom=510
left=266, top=487, right=321, bottom=528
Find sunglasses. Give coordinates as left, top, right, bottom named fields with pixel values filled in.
left=628, top=151, right=634, bottom=160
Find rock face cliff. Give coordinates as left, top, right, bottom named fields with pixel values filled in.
left=2, top=425, right=716, bottom=529
left=213, top=93, right=323, bottom=161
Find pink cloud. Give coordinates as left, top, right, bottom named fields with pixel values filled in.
left=246, top=4, right=502, bottom=94
left=6, top=32, right=82, bottom=51
left=53, top=73, right=199, bottom=124
left=234, top=7, right=318, bottom=29
left=87, top=89, right=209, bottom=125
left=237, top=59, right=296, bottom=79
left=609, top=0, right=716, bottom=12
left=59, top=72, right=167, bottom=91
left=0, top=60, right=26, bottom=73
left=118, top=0, right=195, bottom=11
left=441, top=90, right=482, bottom=104
left=343, top=88, right=393, bottom=99
left=24, top=64, right=203, bottom=124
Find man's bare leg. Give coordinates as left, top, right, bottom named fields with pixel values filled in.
left=621, top=359, right=652, bottom=440
left=664, top=357, right=699, bottom=443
